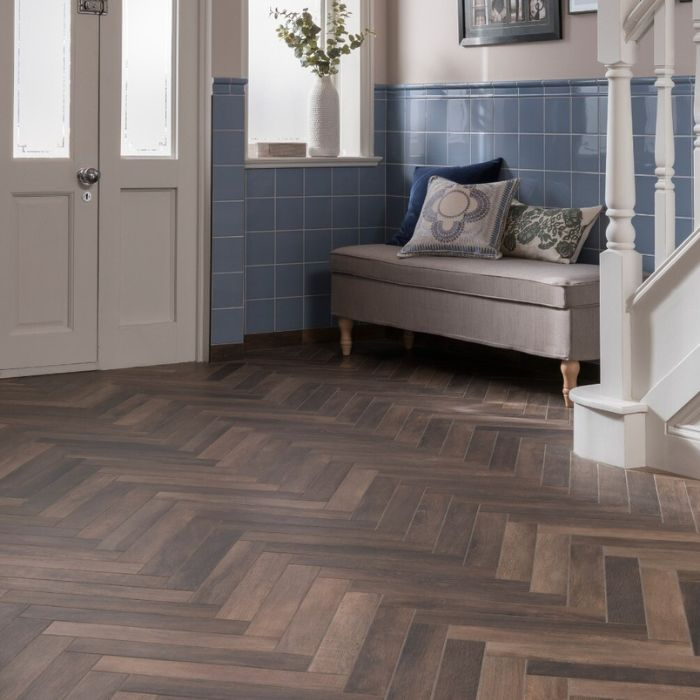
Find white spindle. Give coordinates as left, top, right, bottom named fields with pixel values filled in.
left=694, top=0, right=700, bottom=229
left=654, top=0, right=676, bottom=267
left=598, top=0, right=644, bottom=400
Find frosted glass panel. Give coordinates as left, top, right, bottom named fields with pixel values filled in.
left=248, top=0, right=322, bottom=145
left=13, top=0, right=71, bottom=159
left=121, top=0, right=175, bottom=157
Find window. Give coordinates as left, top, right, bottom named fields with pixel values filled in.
left=13, top=0, right=71, bottom=159
left=247, top=0, right=373, bottom=161
left=121, top=0, right=175, bottom=157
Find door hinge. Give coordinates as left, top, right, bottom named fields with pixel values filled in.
left=78, top=0, right=108, bottom=15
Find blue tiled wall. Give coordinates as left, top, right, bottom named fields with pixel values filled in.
left=384, top=77, right=695, bottom=270
left=211, top=77, right=695, bottom=347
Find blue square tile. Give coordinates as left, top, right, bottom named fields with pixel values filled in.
left=519, top=135, right=544, bottom=170
left=675, top=136, right=692, bottom=178
left=633, top=215, right=654, bottom=255
left=634, top=175, right=655, bottom=216
left=304, top=295, right=331, bottom=329
left=632, top=95, right=656, bottom=136
left=472, top=133, right=494, bottom=162
left=360, top=165, right=386, bottom=196
left=446, top=99, right=470, bottom=133
left=387, top=132, right=405, bottom=163
left=333, top=168, right=359, bottom=196
left=387, top=97, right=406, bottom=131
left=213, top=131, right=245, bottom=166
left=494, top=134, right=519, bottom=170
left=305, top=229, right=332, bottom=262
left=246, top=169, right=275, bottom=198
left=276, top=230, right=304, bottom=264
left=544, top=172, right=572, bottom=208
left=374, top=98, right=387, bottom=132
left=545, top=134, right=572, bottom=172
left=213, top=95, right=244, bottom=130
left=359, top=196, right=385, bottom=228
left=675, top=177, right=693, bottom=218
left=333, top=197, right=359, bottom=228
left=276, top=168, right=304, bottom=197
left=246, top=299, right=275, bottom=334
left=572, top=96, right=599, bottom=134
left=427, top=99, right=447, bottom=132
left=673, top=95, right=693, bottom=136
left=494, top=97, right=518, bottom=133
left=518, top=171, right=545, bottom=205
left=305, top=168, right=332, bottom=196
left=276, top=264, right=303, bottom=297
left=246, top=231, right=275, bottom=266
left=406, top=133, right=427, bottom=164
left=305, top=197, right=332, bottom=229
left=333, top=228, right=359, bottom=249
left=408, top=98, right=426, bottom=132
left=247, top=198, right=275, bottom=232
left=633, top=136, right=655, bottom=176
left=374, top=132, right=387, bottom=160
left=213, top=166, right=244, bottom=202
left=212, top=201, right=244, bottom=237
left=275, top=297, right=304, bottom=332
left=427, top=133, right=448, bottom=165
left=572, top=134, right=600, bottom=173
left=387, top=197, right=408, bottom=229
left=212, top=237, right=244, bottom=274
left=572, top=173, right=602, bottom=208
left=387, top=165, right=407, bottom=197
left=360, top=227, right=386, bottom=245
left=676, top=216, right=694, bottom=246
left=447, top=134, right=470, bottom=166
left=276, top=198, right=304, bottom=231
left=304, top=263, right=331, bottom=296
left=545, top=97, right=571, bottom=134
left=471, top=98, right=494, bottom=132
left=212, top=273, right=244, bottom=309
left=519, top=97, right=544, bottom=133
left=246, top=265, right=275, bottom=300
left=211, top=308, right=244, bottom=345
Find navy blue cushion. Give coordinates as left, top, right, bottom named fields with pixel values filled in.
left=391, top=158, right=504, bottom=246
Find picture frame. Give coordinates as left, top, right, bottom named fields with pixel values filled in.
left=460, top=0, right=562, bottom=47
left=569, top=0, right=596, bottom=13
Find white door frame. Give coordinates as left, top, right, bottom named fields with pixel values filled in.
left=196, top=0, right=213, bottom=363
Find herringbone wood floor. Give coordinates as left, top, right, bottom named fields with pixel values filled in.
left=0, top=340, right=699, bottom=700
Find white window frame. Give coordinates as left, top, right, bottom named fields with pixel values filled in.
left=242, top=0, right=379, bottom=168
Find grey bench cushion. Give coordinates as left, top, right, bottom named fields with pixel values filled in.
left=331, top=244, right=600, bottom=310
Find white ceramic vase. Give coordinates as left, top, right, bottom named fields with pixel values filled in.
left=308, top=76, right=340, bottom=158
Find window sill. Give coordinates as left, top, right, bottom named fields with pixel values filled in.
left=245, top=156, right=382, bottom=169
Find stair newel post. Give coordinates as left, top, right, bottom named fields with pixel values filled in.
left=694, top=0, right=700, bottom=230
left=654, top=0, right=676, bottom=268
left=599, top=0, right=644, bottom=402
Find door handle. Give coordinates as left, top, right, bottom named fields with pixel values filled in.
left=77, top=167, right=101, bottom=186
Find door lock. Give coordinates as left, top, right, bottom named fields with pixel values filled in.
left=77, top=167, right=101, bottom=186
left=78, top=0, right=108, bottom=15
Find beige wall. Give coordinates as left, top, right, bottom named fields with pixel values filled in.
left=211, top=0, right=389, bottom=82
left=385, top=0, right=696, bottom=85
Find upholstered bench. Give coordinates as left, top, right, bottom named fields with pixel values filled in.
left=330, top=244, right=600, bottom=406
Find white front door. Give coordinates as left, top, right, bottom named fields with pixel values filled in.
left=0, top=0, right=201, bottom=377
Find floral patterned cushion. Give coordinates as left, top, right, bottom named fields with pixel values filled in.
left=502, top=200, right=602, bottom=264
left=398, top=177, right=519, bottom=260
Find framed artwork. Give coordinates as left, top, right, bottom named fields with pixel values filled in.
left=569, top=0, right=596, bottom=13
left=460, top=0, right=562, bottom=47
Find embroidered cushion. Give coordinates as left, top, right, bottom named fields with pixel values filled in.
left=398, top=177, right=519, bottom=260
left=392, top=158, right=504, bottom=246
left=502, top=200, right=602, bottom=264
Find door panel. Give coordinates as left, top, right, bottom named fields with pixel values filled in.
left=0, top=3, right=99, bottom=373
left=99, top=0, right=199, bottom=369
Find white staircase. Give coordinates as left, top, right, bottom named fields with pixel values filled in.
left=570, top=0, right=700, bottom=478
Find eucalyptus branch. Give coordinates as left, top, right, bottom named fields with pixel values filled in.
left=271, top=1, right=374, bottom=78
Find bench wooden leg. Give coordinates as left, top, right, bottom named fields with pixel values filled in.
left=339, top=318, right=354, bottom=357
left=561, top=360, right=580, bottom=409
left=403, top=330, right=415, bottom=351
